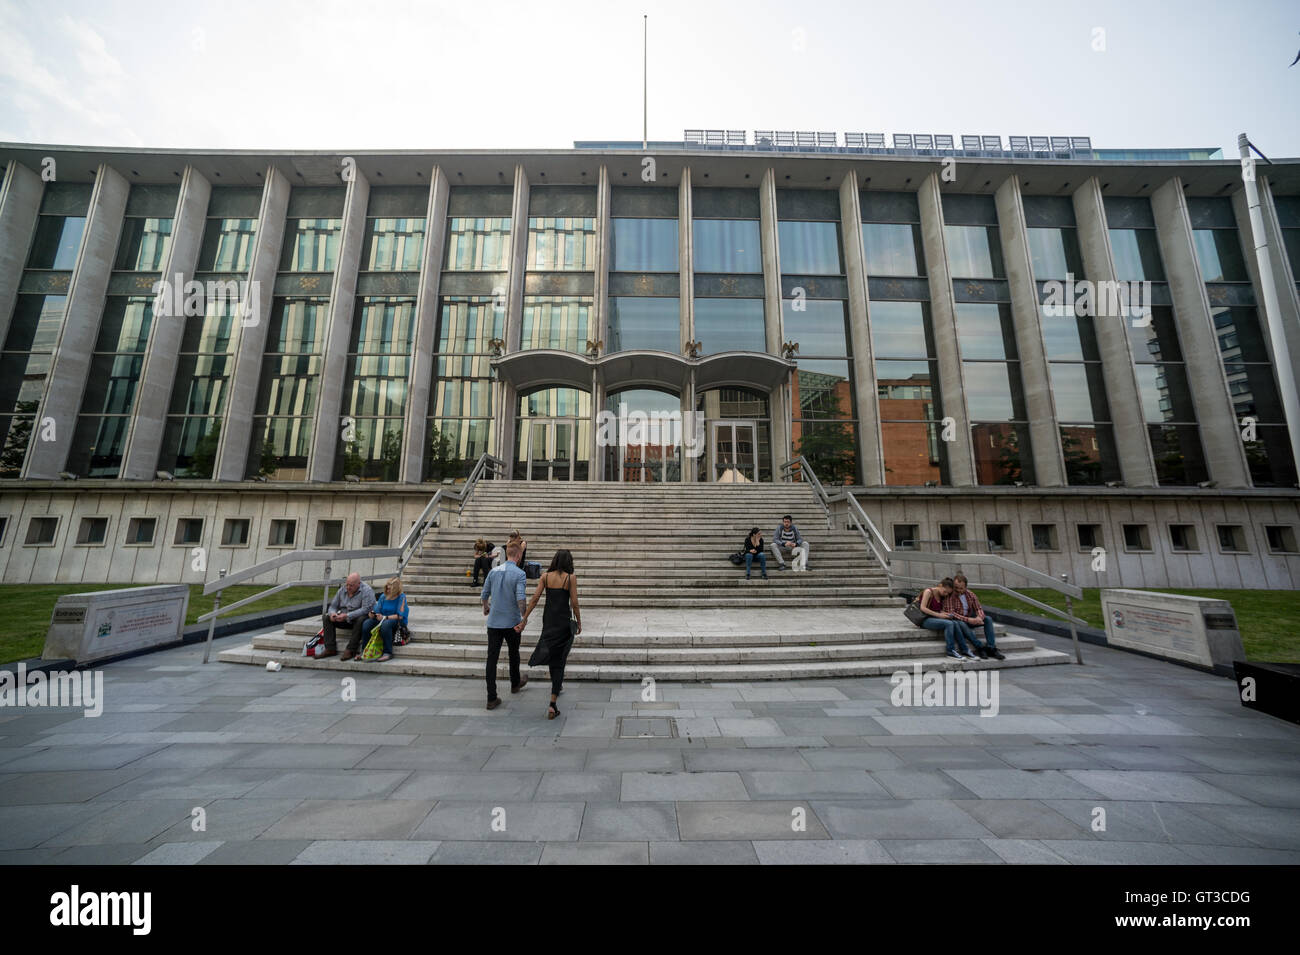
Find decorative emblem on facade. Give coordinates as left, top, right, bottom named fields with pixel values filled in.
left=487, top=338, right=506, bottom=358
left=134, top=275, right=155, bottom=291
left=964, top=281, right=986, bottom=298
left=51, top=273, right=71, bottom=291
left=1207, top=285, right=1229, bottom=306
left=633, top=275, right=652, bottom=294
left=585, top=339, right=604, bottom=357
left=884, top=280, right=905, bottom=297
left=298, top=275, right=324, bottom=292
left=718, top=277, right=739, bottom=294
left=684, top=339, right=702, bottom=359
left=781, top=340, right=800, bottom=360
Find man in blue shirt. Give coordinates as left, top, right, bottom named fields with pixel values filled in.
left=481, top=540, right=529, bottom=708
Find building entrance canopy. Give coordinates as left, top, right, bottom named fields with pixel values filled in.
left=492, top=349, right=796, bottom=396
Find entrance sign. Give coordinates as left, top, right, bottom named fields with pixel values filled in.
left=43, top=585, right=190, bottom=664
left=1100, top=589, right=1244, bottom=672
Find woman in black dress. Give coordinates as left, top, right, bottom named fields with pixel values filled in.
left=517, top=549, right=582, bottom=720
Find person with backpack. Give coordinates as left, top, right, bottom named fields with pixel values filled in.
left=517, top=549, right=582, bottom=720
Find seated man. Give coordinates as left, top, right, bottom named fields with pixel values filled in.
left=771, top=514, right=809, bottom=572
left=321, top=572, right=376, bottom=660
left=942, top=573, right=1006, bottom=660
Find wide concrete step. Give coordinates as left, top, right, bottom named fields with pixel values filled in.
left=404, top=573, right=889, bottom=588
left=402, top=594, right=903, bottom=608
left=253, top=630, right=1040, bottom=664
left=404, top=582, right=892, bottom=597
left=219, top=643, right=1071, bottom=680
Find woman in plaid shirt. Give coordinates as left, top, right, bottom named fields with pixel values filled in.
left=941, top=574, right=1006, bottom=661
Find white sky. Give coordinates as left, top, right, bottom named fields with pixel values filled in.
left=1, top=0, right=1297, bottom=155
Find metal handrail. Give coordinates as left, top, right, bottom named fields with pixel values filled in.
left=197, top=453, right=504, bottom=662
left=779, top=455, right=831, bottom=529
left=835, top=491, right=892, bottom=570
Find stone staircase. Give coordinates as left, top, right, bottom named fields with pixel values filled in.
left=218, top=480, right=1072, bottom=680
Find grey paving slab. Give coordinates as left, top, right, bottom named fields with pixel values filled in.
left=93, top=767, right=279, bottom=801
left=151, top=798, right=303, bottom=843
left=1175, top=844, right=1300, bottom=865
left=535, top=772, right=621, bottom=801
left=0, top=847, right=66, bottom=864
left=682, top=748, right=814, bottom=772
left=882, top=838, right=1004, bottom=864
left=1176, top=748, right=1300, bottom=775
left=540, top=842, right=649, bottom=864
left=50, top=843, right=153, bottom=865
left=42, top=799, right=196, bottom=847
left=1187, top=772, right=1300, bottom=808
left=649, top=841, right=760, bottom=865
left=674, top=801, right=829, bottom=841
left=199, top=840, right=314, bottom=865
left=812, top=799, right=993, bottom=840
left=580, top=802, right=679, bottom=841
left=132, top=841, right=223, bottom=865
left=429, top=841, right=544, bottom=864
left=0, top=803, right=106, bottom=850
left=742, top=770, right=889, bottom=800
left=950, top=799, right=1090, bottom=840
left=752, top=839, right=893, bottom=864
left=774, top=716, right=887, bottom=736
left=985, top=745, right=1109, bottom=770
left=1061, top=770, right=1253, bottom=804
left=1038, top=840, right=1197, bottom=864
left=292, top=840, right=440, bottom=864
left=390, top=771, right=541, bottom=801
left=0, top=768, right=150, bottom=806
left=621, top=771, right=749, bottom=801
left=0, top=744, right=167, bottom=772
left=354, top=746, right=492, bottom=771
left=244, top=770, right=411, bottom=800
left=228, top=744, right=380, bottom=770
left=1042, top=800, right=1257, bottom=847
left=943, top=768, right=1107, bottom=800
left=480, top=747, right=588, bottom=772
left=411, top=802, right=586, bottom=841
left=585, top=750, right=686, bottom=772
left=981, top=838, right=1070, bottom=864
left=122, top=744, right=253, bottom=770
left=263, top=799, right=437, bottom=840
left=873, top=769, right=981, bottom=799
left=1179, top=802, right=1300, bottom=851
left=798, top=749, right=905, bottom=771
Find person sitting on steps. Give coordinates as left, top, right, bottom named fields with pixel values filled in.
left=323, top=572, right=376, bottom=661
left=943, top=573, right=1006, bottom=660
left=917, top=576, right=977, bottom=661
left=742, top=527, right=768, bottom=580
left=471, top=538, right=496, bottom=587
left=771, top=514, right=809, bottom=572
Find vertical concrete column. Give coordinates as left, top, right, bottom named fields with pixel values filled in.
left=1071, top=177, right=1156, bottom=487
left=215, top=165, right=290, bottom=481
left=1151, top=177, right=1250, bottom=487
left=995, top=175, right=1065, bottom=486
left=592, top=165, right=612, bottom=483
left=683, top=367, right=696, bottom=483
left=308, top=169, right=369, bottom=482
left=590, top=368, right=603, bottom=482
left=758, top=167, right=790, bottom=471
left=1233, top=178, right=1300, bottom=385
left=25, top=164, right=128, bottom=479
left=121, top=165, right=212, bottom=480
left=0, top=160, right=44, bottom=347
left=400, top=166, right=449, bottom=484
left=839, top=172, right=884, bottom=485
left=916, top=172, right=975, bottom=486
left=496, top=165, right=529, bottom=478
left=678, top=167, right=694, bottom=353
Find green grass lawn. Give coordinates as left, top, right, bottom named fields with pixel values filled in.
left=983, top=587, right=1297, bottom=663
left=0, top=583, right=320, bottom=665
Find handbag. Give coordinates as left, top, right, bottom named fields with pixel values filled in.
left=728, top=552, right=744, bottom=566
left=302, top=630, right=328, bottom=657
left=394, top=623, right=411, bottom=647
left=524, top=561, right=542, bottom=579
left=903, top=598, right=927, bottom=628
left=361, top=625, right=384, bottom=660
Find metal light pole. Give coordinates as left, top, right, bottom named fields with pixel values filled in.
left=1238, top=134, right=1300, bottom=483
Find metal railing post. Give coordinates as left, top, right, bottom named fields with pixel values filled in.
left=1062, top=572, right=1083, bottom=664
left=201, top=568, right=226, bottom=664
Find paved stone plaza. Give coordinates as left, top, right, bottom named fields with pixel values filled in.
left=1, top=625, right=1297, bottom=865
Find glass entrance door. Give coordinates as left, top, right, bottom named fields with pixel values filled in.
left=522, top=418, right=579, bottom=481
left=709, top=420, right=758, bottom=482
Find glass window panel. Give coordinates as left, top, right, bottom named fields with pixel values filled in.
left=350, top=297, right=416, bottom=353
left=781, top=299, right=848, bottom=356
left=1192, top=229, right=1247, bottom=282
left=1149, top=424, right=1208, bottom=485
left=266, top=299, right=328, bottom=353
left=114, top=217, right=173, bottom=271
left=95, top=297, right=153, bottom=353
left=1040, top=307, right=1105, bottom=361
left=1026, top=227, right=1081, bottom=278
left=971, top=422, right=1033, bottom=485
left=279, top=218, right=341, bottom=271
left=1134, top=363, right=1197, bottom=423
left=362, top=217, right=425, bottom=271
left=527, top=217, right=596, bottom=270
left=792, top=419, right=857, bottom=484
left=611, top=218, right=678, bottom=272
left=778, top=221, right=842, bottom=275
left=1048, top=362, right=1111, bottom=422
left=861, top=222, right=923, bottom=277
left=869, top=300, right=932, bottom=358
left=1222, top=362, right=1287, bottom=423
left=963, top=362, right=1023, bottom=420
left=436, top=296, right=504, bottom=353
left=1211, top=307, right=1271, bottom=363
left=27, top=216, right=86, bottom=269
left=1061, top=424, right=1120, bottom=485
left=1126, top=306, right=1184, bottom=363
left=199, top=217, right=258, bottom=272
left=1108, top=229, right=1165, bottom=281
left=693, top=298, right=765, bottom=354
left=434, top=379, right=493, bottom=418
left=693, top=219, right=761, bottom=273
left=792, top=360, right=853, bottom=419
left=944, top=225, right=1003, bottom=278
left=426, top=418, right=495, bottom=481
left=607, top=297, right=679, bottom=352
left=444, top=217, right=511, bottom=271
left=876, top=360, right=941, bottom=414
left=955, top=303, right=1017, bottom=360
left=3, top=294, right=67, bottom=354
left=521, top=296, right=592, bottom=352
left=881, top=420, right=947, bottom=486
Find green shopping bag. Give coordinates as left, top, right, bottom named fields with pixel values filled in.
left=361, top=625, right=384, bottom=661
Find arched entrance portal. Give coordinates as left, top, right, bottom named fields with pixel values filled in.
left=604, top=388, right=683, bottom=482
left=515, top=386, right=591, bottom=481
left=698, top=388, right=771, bottom=483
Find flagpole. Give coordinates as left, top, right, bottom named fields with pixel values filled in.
left=642, top=14, right=648, bottom=150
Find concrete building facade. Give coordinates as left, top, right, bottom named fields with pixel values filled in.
left=1, top=139, right=1298, bottom=588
